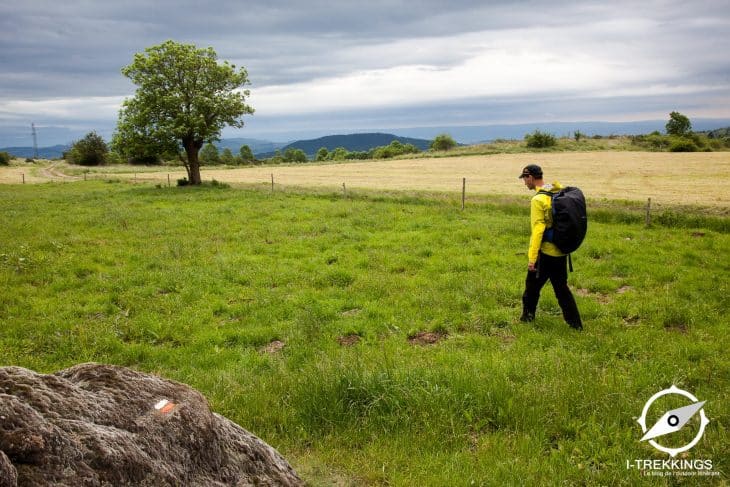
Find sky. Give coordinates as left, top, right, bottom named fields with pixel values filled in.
left=1, top=0, right=729, bottom=146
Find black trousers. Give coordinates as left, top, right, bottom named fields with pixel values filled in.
left=522, top=252, right=582, bottom=327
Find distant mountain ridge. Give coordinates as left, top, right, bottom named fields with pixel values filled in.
left=0, top=144, right=70, bottom=159
left=272, top=133, right=432, bottom=158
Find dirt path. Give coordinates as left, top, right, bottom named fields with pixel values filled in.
left=38, top=161, right=81, bottom=181
left=0, top=161, right=80, bottom=184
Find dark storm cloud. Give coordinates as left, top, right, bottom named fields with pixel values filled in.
left=1, top=0, right=729, bottom=145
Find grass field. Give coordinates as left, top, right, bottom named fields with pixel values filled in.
left=1, top=172, right=728, bottom=484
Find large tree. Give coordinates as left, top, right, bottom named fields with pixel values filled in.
left=666, top=111, right=692, bottom=136
left=67, top=131, right=109, bottom=166
left=114, top=40, right=254, bottom=184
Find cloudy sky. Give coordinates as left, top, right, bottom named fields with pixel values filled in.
left=1, top=0, right=729, bottom=146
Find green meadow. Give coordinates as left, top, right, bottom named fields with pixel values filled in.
left=1, top=181, right=728, bottom=485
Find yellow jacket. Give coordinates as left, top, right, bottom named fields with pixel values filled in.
left=528, top=182, right=565, bottom=264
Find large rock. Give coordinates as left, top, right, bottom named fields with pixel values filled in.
left=0, top=363, right=302, bottom=486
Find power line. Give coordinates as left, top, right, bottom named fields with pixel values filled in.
left=31, top=123, right=39, bottom=159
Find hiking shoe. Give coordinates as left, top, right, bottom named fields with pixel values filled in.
left=519, top=312, right=535, bottom=323
left=568, top=321, right=583, bottom=331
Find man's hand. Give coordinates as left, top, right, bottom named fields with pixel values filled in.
left=528, top=262, right=537, bottom=272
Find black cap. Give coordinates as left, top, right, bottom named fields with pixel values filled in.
left=518, top=164, right=543, bottom=179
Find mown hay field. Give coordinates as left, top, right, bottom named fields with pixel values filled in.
left=4, top=151, right=730, bottom=207
left=208, top=152, right=730, bottom=207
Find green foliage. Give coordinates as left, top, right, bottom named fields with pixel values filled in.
left=105, top=152, right=124, bottom=165
left=328, top=147, right=349, bottom=161
left=371, top=140, right=420, bottom=159
left=283, top=148, right=308, bottom=163
left=66, top=131, right=109, bottom=166
left=115, top=40, right=254, bottom=184
left=708, top=137, right=730, bottom=150
left=0, top=151, right=10, bottom=165
left=669, top=137, right=699, bottom=152
left=315, top=147, right=329, bottom=161
left=666, top=111, right=692, bottom=136
left=630, top=133, right=671, bottom=151
left=345, top=151, right=369, bottom=160
left=239, top=145, right=255, bottom=164
left=199, top=143, right=220, bottom=165
left=268, top=150, right=284, bottom=164
left=110, top=124, right=168, bottom=165
left=524, top=130, right=557, bottom=148
left=220, top=148, right=235, bottom=165
left=430, top=133, right=457, bottom=151
left=573, top=130, right=585, bottom=142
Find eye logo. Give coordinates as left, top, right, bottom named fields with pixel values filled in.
left=637, top=385, right=709, bottom=457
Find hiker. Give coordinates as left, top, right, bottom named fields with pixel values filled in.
left=518, top=164, right=583, bottom=330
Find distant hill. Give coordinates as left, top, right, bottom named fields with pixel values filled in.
left=262, top=133, right=433, bottom=158
left=0, top=145, right=70, bottom=159
left=213, top=138, right=287, bottom=156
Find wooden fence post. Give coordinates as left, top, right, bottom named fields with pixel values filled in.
left=343, top=182, right=347, bottom=198
left=271, top=174, right=274, bottom=192
left=645, top=198, right=652, bottom=226
left=461, top=177, right=466, bottom=210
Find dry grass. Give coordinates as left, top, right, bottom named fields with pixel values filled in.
left=207, top=151, right=730, bottom=207
left=3, top=151, right=729, bottom=207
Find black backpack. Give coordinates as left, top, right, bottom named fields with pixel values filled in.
left=538, top=186, right=587, bottom=257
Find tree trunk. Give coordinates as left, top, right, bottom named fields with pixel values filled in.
left=183, top=138, right=203, bottom=185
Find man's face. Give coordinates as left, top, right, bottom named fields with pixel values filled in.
left=522, top=175, right=536, bottom=190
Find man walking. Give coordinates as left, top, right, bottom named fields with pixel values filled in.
left=518, top=164, right=583, bottom=330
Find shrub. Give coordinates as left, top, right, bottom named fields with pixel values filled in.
left=669, top=138, right=698, bottom=152
left=0, top=151, right=11, bottom=165
left=708, top=139, right=725, bottom=150
left=525, top=130, right=556, bottom=148
left=372, top=141, right=420, bottom=159
left=646, top=134, right=671, bottom=150
left=430, top=134, right=457, bottom=151
left=67, top=131, right=109, bottom=166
